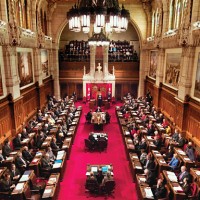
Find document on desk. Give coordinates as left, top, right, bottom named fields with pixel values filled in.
left=6, top=157, right=13, bottom=161
left=132, top=155, right=138, bottom=159
left=44, top=188, right=52, bottom=194
left=168, top=174, right=178, bottom=182
left=173, top=186, right=183, bottom=191
left=139, top=177, right=146, bottom=182
left=57, top=150, right=65, bottom=155
left=144, top=188, right=154, bottom=198
left=15, top=182, right=25, bottom=190
left=125, top=131, right=130, bottom=135
left=48, top=177, right=57, bottom=185
left=195, top=171, right=200, bottom=175
left=184, top=157, right=190, bottom=161
left=86, top=172, right=90, bottom=176
left=32, top=158, right=39, bottom=163
left=20, top=174, right=29, bottom=182
left=135, top=166, right=142, bottom=169
left=159, top=160, right=166, bottom=164
left=56, top=154, right=63, bottom=160
left=53, top=162, right=62, bottom=168
left=177, top=150, right=186, bottom=155
left=10, top=151, right=18, bottom=155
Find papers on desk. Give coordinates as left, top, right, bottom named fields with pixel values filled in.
left=32, top=158, right=39, bottom=163
left=36, top=152, right=42, bottom=156
left=195, top=171, right=200, bottom=176
left=144, top=188, right=154, bottom=198
left=86, top=172, right=90, bottom=176
left=159, top=160, right=166, bottom=164
left=67, top=131, right=72, bottom=136
left=146, top=136, right=153, bottom=140
left=62, top=145, right=68, bottom=149
left=125, top=131, right=130, bottom=135
left=139, top=177, right=146, bottom=182
left=48, top=177, right=57, bottom=185
left=43, top=142, right=48, bottom=145
left=22, top=138, right=29, bottom=143
left=15, top=182, right=24, bottom=190
left=53, top=162, right=62, bottom=169
left=57, top=150, right=65, bottom=155
left=177, top=150, right=186, bottom=155
left=173, top=186, right=183, bottom=191
left=44, top=188, right=52, bottom=194
left=135, top=166, right=142, bottom=169
left=56, top=154, right=63, bottom=160
left=184, top=157, right=190, bottom=161
left=127, top=139, right=132, bottom=144
left=6, top=157, right=13, bottom=161
left=168, top=174, right=178, bottom=182
left=10, top=151, right=18, bottom=155
left=20, top=174, right=29, bottom=182
left=132, top=155, right=138, bottom=159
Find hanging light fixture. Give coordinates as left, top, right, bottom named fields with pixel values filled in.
left=67, top=0, right=130, bottom=34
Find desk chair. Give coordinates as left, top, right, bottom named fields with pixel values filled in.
left=101, top=180, right=115, bottom=198
left=85, top=179, right=99, bottom=196
left=23, top=183, right=41, bottom=200
left=98, top=139, right=107, bottom=152
left=84, top=139, right=95, bottom=152
left=188, top=182, right=199, bottom=200
left=157, top=185, right=170, bottom=200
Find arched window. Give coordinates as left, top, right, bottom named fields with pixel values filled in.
left=155, top=8, right=159, bottom=35
left=16, top=0, right=23, bottom=27
left=174, top=0, right=181, bottom=29
left=44, top=11, right=47, bottom=35
left=40, top=9, right=43, bottom=32
left=169, top=0, right=176, bottom=30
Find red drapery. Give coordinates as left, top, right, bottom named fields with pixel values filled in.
left=86, top=83, right=112, bottom=101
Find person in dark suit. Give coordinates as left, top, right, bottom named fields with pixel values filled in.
left=154, top=179, right=166, bottom=199
left=10, top=164, right=21, bottom=183
left=21, top=128, right=29, bottom=139
left=0, top=149, right=4, bottom=165
left=153, top=136, right=162, bottom=150
left=0, top=173, right=15, bottom=192
left=51, top=137, right=60, bottom=152
left=172, top=129, right=179, bottom=142
left=169, top=153, right=179, bottom=170
left=86, top=172, right=99, bottom=193
left=96, top=168, right=104, bottom=185
left=144, top=154, right=155, bottom=171
left=89, top=134, right=97, bottom=147
left=13, top=133, right=22, bottom=149
left=86, top=110, right=92, bottom=122
left=56, top=126, right=64, bottom=146
left=41, top=153, right=52, bottom=171
left=15, top=152, right=28, bottom=170
left=101, top=172, right=114, bottom=186
left=163, top=145, right=174, bottom=161
left=107, top=91, right=111, bottom=102
left=97, top=94, right=103, bottom=107
left=36, top=132, right=45, bottom=148
left=178, top=166, right=190, bottom=183
left=144, top=169, right=155, bottom=187
left=182, top=177, right=190, bottom=197
left=2, top=140, right=12, bottom=158
left=22, top=146, right=33, bottom=162
left=177, top=133, right=185, bottom=148
left=185, top=142, right=195, bottom=162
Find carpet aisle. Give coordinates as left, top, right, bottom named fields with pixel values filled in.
left=58, top=102, right=138, bottom=200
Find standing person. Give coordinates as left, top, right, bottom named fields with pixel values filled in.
left=97, top=93, right=103, bottom=107
left=72, top=91, right=76, bottom=101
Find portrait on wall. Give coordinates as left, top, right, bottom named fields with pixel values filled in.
left=17, top=51, right=33, bottom=88
left=194, top=52, right=200, bottom=98
left=165, top=53, right=181, bottom=88
left=0, top=65, right=3, bottom=96
left=149, top=50, right=158, bottom=79
left=41, top=49, right=49, bottom=78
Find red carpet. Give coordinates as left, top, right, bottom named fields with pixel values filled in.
left=58, top=102, right=138, bottom=199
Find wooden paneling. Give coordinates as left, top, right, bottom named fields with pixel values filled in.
left=0, top=99, right=12, bottom=143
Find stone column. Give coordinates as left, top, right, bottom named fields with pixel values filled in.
left=51, top=48, right=60, bottom=99
left=162, top=2, right=170, bottom=33
left=3, top=46, right=20, bottom=99
left=155, top=48, right=165, bottom=86
left=90, top=45, right=96, bottom=77
left=138, top=49, right=149, bottom=97
left=103, top=45, right=109, bottom=76
left=178, top=46, right=195, bottom=101
left=33, top=48, right=43, bottom=86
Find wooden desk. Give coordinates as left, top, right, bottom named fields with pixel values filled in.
left=42, top=185, right=57, bottom=200
left=144, top=136, right=157, bottom=152
left=51, top=151, right=67, bottom=181
left=129, top=153, right=143, bottom=182
left=163, top=170, right=186, bottom=200
left=41, top=135, right=53, bottom=149
left=174, top=147, right=195, bottom=169
left=151, top=150, right=169, bottom=174
left=62, top=137, right=72, bottom=159
left=138, top=186, right=154, bottom=200
left=11, top=181, right=29, bottom=200
left=190, top=168, right=200, bottom=185
left=19, top=170, right=34, bottom=183
left=86, top=164, right=113, bottom=176
left=0, top=167, right=7, bottom=179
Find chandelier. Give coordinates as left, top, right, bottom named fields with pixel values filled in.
left=67, top=0, right=130, bottom=34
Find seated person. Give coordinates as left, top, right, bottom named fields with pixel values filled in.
left=22, top=146, right=33, bottom=162
left=153, top=135, right=162, bottom=150
left=144, top=154, right=155, bottom=171
left=56, top=126, right=64, bottom=146
left=163, top=145, right=174, bottom=161
left=0, top=148, right=4, bottom=164
left=140, top=149, right=147, bottom=166
left=41, top=153, right=52, bottom=171
left=162, top=118, right=169, bottom=128
left=13, top=133, right=23, bottom=149
left=0, top=173, right=15, bottom=193
left=172, top=129, right=179, bottom=142
left=177, top=133, right=185, bottom=148
left=168, top=153, right=179, bottom=170
left=51, top=137, right=60, bottom=152
left=178, top=166, right=190, bottom=184
left=2, top=139, right=12, bottom=158
left=144, top=169, right=155, bottom=187
left=46, top=147, right=56, bottom=162
left=21, top=128, right=29, bottom=139
left=165, top=125, right=171, bottom=135
left=86, top=110, right=92, bottom=122
left=88, top=134, right=97, bottom=147
left=185, top=142, right=195, bottom=162
left=153, top=179, right=166, bottom=199
left=10, top=164, right=21, bottom=183
left=101, top=171, right=114, bottom=186
left=96, top=168, right=104, bottom=185
left=138, top=138, right=147, bottom=150
left=123, top=111, right=130, bottom=120
left=85, top=172, right=99, bottom=192
left=15, top=152, right=28, bottom=169
left=36, top=131, right=45, bottom=148
left=147, top=122, right=155, bottom=136
left=182, top=177, right=190, bottom=197
left=105, top=112, right=111, bottom=124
